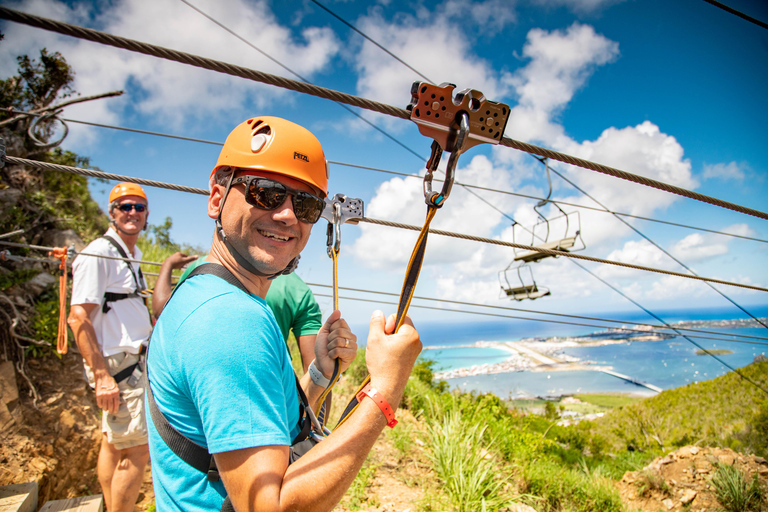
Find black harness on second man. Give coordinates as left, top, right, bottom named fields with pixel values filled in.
left=101, top=235, right=148, bottom=314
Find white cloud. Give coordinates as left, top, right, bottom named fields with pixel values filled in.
left=531, top=0, right=627, bottom=15
left=351, top=154, right=520, bottom=270
left=351, top=8, right=512, bottom=118
left=670, top=233, right=728, bottom=262
left=702, top=161, right=747, bottom=181
left=511, top=23, right=619, bottom=115
left=439, top=0, right=518, bottom=33
left=1, top=0, right=340, bottom=144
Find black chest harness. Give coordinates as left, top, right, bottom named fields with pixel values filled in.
left=144, top=263, right=320, bottom=512
left=100, top=235, right=148, bottom=314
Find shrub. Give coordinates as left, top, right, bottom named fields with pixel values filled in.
left=711, top=463, right=765, bottom=512
left=426, top=411, right=511, bottom=512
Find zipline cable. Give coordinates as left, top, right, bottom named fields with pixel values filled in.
left=0, top=240, right=164, bottom=267
left=3, top=155, right=765, bottom=293
left=4, top=236, right=763, bottom=346
left=177, top=0, right=424, bottom=161
left=358, top=216, right=768, bottom=293
left=305, top=282, right=768, bottom=343
left=2, top=6, right=766, bottom=221
left=3, top=156, right=209, bottom=196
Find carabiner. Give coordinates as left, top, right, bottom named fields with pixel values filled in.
left=423, top=112, right=469, bottom=208
left=326, top=202, right=342, bottom=257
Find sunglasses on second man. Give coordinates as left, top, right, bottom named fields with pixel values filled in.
left=231, top=175, right=325, bottom=224
left=117, top=203, right=147, bottom=213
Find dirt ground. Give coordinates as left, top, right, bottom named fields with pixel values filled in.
left=618, top=446, right=768, bottom=512
left=0, top=349, right=154, bottom=510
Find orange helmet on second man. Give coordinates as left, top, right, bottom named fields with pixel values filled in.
left=109, top=182, right=148, bottom=203
left=213, top=116, right=328, bottom=197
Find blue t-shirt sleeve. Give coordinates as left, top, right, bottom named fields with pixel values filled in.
left=177, top=295, right=294, bottom=454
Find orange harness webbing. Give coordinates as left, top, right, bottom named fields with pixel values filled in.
left=49, top=247, right=68, bottom=355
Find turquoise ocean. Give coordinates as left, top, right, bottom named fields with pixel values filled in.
left=413, top=306, right=768, bottom=399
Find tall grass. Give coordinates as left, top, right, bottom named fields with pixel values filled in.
left=426, top=411, right=511, bottom=512
left=711, top=463, right=765, bottom=512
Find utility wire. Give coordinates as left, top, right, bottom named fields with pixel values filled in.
left=4, top=109, right=761, bottom=245
left=307, top=0, right=435, bottom=84
left=329, top=160, right=768, bottom=244
left=3, top=233, right=764, bottom=346
left=2, top=7, right=766, bottom=221
left=358, top=215, right=768, bottom=293
left=701, top=0, right=768, bottom=30
left=309, top=292, right=768, bottom=347
left=546, top=163, right=768, bottom=329
left=306, top=282, right=768, bottom=343
left=4, top=155, right=765, bottom=293
left=177, top=0, right=424, bottom=161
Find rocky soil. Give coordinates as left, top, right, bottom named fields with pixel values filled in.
left=619, top=446, right=768, bottom=511
left=0, top=348, right=154, bottom=510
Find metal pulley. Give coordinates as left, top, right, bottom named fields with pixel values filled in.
left=407, top=82, right=511, bottom=208
left=321, top=193, right=365, bottom=257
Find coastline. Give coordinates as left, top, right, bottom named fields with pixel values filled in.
left=429, top=317, right=766, bottom=382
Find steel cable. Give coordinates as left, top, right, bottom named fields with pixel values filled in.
left=306, top=282, right=768, bottom=343
left=2, top=6, right=767, bottom=221
left=358, top=217, right=768, bottom=293
left=4, top=155, right=765, bottom=293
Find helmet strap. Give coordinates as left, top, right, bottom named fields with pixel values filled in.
left=215, top=171, right=299, bottom=280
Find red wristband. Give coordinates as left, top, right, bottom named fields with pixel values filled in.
left=357, top=384, right=398, bottom=428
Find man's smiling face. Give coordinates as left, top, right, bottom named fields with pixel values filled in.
left=217, top=170, right=315, bottom=276
left=111, top=195, right=148, bottom=235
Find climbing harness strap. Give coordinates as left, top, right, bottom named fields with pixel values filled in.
left=49, top=247, right=68, bottom=355
left=144, top=263, right=320, bottom=512
left=336, top=82, right=509, bottom=429
left=100, top=235, right=150, bottom=313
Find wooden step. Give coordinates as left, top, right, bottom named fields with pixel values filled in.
left=0, top=482, right=37, bottom=512
left=38, top=495, right=103, bottom=512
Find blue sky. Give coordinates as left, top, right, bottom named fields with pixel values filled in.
left=2, top=0, right=767, bottom=334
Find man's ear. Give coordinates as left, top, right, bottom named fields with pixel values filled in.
left=208, top=184, right=224, bottom=220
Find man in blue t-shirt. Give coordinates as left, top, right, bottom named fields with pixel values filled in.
left=153, top=254, right=322, bottom=373
left=146, top=116, right=422, bottom=511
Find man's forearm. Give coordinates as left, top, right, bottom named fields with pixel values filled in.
left=152, top=262, right=175, bottom=318
left=297, top=334, right=316, bottom=374
left=68, top=309, right=107, bottom=373
left=279, top=394, right=393, bottom=511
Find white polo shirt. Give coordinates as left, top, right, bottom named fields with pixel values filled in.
left=70, top=228, right=152, bottom=357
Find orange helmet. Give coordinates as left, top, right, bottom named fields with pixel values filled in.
left=109, top=182, right=147, bottom=203
left=213, top=116, right=328, bottom=197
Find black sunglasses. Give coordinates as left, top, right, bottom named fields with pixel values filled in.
left=117, top=203, right=147, bottom=213
left=231, top=176, right=325, bottom=224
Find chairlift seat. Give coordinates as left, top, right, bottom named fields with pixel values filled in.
left=503, top=284, right=551, bottom=301
left=514, top=236, right=577, bottom=263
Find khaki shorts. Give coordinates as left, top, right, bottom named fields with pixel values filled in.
left=84, top=352, right=148, bottom=450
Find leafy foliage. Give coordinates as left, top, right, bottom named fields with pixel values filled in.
left=587, top=361, right=768, bottom=456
